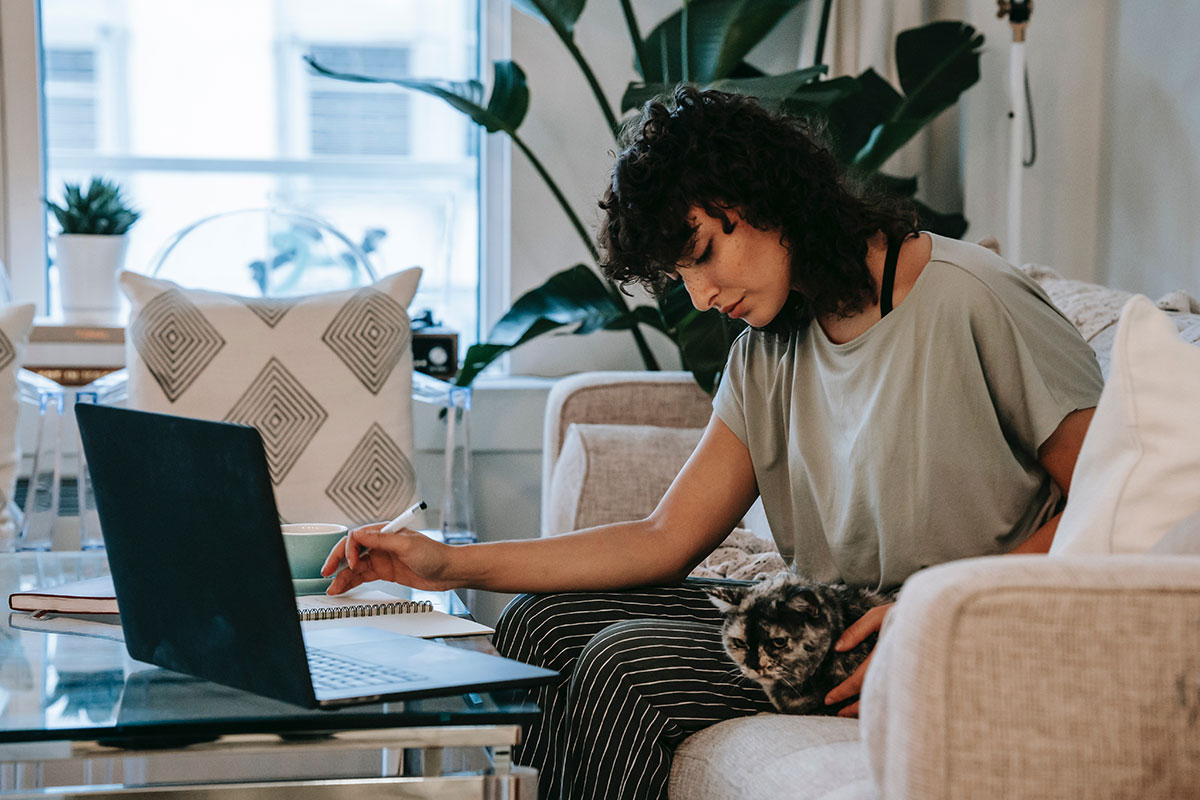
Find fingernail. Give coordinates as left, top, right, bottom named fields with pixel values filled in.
left=824, top=694, right=834, bottom=705
left=834, top=638, right=847, bottom=651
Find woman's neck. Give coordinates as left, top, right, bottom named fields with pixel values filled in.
left=815, top=231, right=931, bottom=345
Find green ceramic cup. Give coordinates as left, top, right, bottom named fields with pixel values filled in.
left=281, top=523, right=349, bottom=579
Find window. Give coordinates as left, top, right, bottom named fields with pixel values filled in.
left=43, top=48, right=98, bottom=152
left=25, top=0, right=486, bottom=346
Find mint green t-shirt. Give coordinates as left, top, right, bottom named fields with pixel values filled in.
left=713, top=234, right=1103, bottom=591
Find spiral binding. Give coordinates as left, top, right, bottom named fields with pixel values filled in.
left=296, top=598, right=433, bottom=622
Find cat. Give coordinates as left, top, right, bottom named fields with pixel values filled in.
left=706, top=572, right=894, bottom=715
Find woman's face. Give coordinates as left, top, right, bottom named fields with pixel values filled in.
left=671, top=206, right=793, bottom=328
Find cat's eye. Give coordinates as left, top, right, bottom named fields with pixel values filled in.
left=729, top=638, right=746, bottom=650
left=770, top=637, right=790, bottom=649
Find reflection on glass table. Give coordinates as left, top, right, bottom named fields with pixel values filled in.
left=0, top=551, right=537, bottom=796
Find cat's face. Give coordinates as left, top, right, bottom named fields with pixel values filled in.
left=709, top=576, right=835, bottom=686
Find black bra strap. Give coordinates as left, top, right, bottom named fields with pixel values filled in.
left=880, top=236, right=902, bottom=318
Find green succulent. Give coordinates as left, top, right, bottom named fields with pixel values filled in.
left=45, top=176, right=141, bottom=236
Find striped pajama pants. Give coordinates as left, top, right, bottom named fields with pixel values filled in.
left=492, top=585, right=775, bottom=800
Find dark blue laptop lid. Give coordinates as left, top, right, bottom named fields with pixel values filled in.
left=75, top=403, right=318, bottom=707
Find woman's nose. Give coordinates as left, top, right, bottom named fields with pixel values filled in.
left=682, top=273, right=718, bottom=311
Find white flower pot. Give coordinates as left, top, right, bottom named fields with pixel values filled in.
left=54, top=233, right=130, bottom=324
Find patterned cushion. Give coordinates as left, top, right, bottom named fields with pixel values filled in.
left=119, top=269, right=421, bottom=526
left=0, top=304, right=35, bottom=547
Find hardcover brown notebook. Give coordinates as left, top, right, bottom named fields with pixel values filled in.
left=9, top=576, right=117, bottom=615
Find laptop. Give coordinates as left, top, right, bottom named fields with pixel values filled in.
left=75, top=403, right=557, bottom=710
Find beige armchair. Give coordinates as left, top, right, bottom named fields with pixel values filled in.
left=541, top=369, right=1200, bottom=799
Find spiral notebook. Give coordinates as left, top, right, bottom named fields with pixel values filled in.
left=11, top=577, right=492, bottom=639
left=295, top=589, right=493, bottom=637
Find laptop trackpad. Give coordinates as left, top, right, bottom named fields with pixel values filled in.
left=302, top=625, right=419, bottom=650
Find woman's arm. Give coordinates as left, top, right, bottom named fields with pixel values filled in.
left=1008, top=406, right=1095, bottom=554
left=322, top=413, right=760, bottom=595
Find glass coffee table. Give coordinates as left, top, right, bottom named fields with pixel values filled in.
left=0, top=551, right=537, bottom=798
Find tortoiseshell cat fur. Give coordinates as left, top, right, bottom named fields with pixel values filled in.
left=707, top=573, right=894, bottom=715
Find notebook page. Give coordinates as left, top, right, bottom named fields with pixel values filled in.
left=301, top=611, right=493, bottom=639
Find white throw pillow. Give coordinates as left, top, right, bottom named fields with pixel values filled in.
left=1051, top=295, right=1200, bottom=554
left=0, top=304, right=35, bottom=547
left=120, top=269, right=421, bottom=526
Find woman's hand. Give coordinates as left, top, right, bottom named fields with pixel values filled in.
left=320, top=524, right=461, bottom=595
left=823, top=602, right=894, bottom=718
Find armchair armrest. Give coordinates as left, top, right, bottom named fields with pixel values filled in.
left=862, top=555, right=1200, bottom=799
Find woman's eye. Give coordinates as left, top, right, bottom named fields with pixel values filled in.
left=771, top=637, right=789, bottom=649
left=695, top=240, right=713, bottom=264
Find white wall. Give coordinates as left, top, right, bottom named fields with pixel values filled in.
left=960, top=0, right=1111, bottom=282
left=1098, top=1, right=1200, bottom=297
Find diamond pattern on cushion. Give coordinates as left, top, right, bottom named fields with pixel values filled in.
left=325, top=422, right=416, bottom=524
left=321, top=289, right=411, bottom=394
left=130, top=289, right=226, bottom=402
left=225, top=358, right=329, bottom=484
left=120, top=268, right=421, bottom=526
left=0, top=331, right=14, bottom=373
left=241, top=297, right=297, bottom=328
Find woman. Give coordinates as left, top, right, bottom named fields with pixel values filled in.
left=322, top=86, right=1102, bottom=800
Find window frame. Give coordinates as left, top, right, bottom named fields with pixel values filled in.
left=0, top=0, right=510, bottom=338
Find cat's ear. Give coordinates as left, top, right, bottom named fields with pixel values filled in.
left=706, top=586, right=747, bottom=614
left=784, top=585, right=821, bottom=615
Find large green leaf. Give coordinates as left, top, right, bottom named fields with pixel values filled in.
left=513, top=0, right=587, bottom=34
left=851, top=22, right=983, bottom=172
left=621, top=65, right=825, bottom=113
left=639, top=0, right=809, bottom=84
left=815, top=69, right=900, bottom=162
left=454, top=265, right=626, bottom=385
left=489, top=264, right=625, bottom=343
left=305, top=57, right=530, bottom=134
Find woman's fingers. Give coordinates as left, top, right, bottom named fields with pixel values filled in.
left=825, top=651, right=874, bottom=707
left=825, top=651, right=870, bottom=705
left=320, top=536, right=348, bottom=576
left=834, top=602, right=893, bottom=651
left=836, top=700, right=860, bottom=719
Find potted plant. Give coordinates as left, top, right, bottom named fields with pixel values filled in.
left=45, top=176, right=141, bottom=324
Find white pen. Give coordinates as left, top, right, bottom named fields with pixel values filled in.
left=329, top=500, right=427, bottom=579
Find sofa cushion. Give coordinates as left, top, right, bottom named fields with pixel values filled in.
left=546, top=423, right=703, bottom=535
left=670, top=714, right=873, bottom=800
left=1052, top=295, right=1200, bottom=554
left=120, top=268, right=422, bottom=526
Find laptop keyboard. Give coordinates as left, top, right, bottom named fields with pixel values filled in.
left=306, top=647, right=428, bottom=692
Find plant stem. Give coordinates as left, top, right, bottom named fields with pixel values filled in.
left=531, top=0, right=620, bottom=139
left=509, top=132, right=661, bottom=370
left=619, top=0, right=650, bottom=80
left=813, top=0, right=834, bottom=69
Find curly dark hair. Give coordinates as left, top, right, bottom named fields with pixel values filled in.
left=598, top=85, right=918, bottom=331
